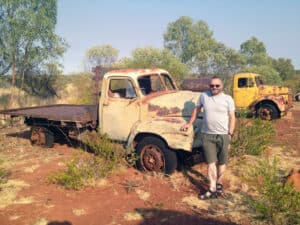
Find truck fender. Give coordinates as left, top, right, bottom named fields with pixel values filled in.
left=251, top=97, right=283, bottom=112
left=126, top=118, right=195, bottom=152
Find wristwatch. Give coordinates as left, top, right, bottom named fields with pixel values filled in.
left=228, top=132, right=233, bottom=137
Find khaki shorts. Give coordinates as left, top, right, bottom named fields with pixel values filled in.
left=201, top=133, right=230, bottom=164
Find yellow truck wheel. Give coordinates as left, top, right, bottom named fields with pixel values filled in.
left=257, top=104, right=279, bottom=120
left=136, top=136, right=177, bottom=174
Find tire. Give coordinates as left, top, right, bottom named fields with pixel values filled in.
left=30, top=126, right=54, bottom=148
left=257, top=103, right=280, bottom=120
left=295, top=93, right=300, bottom=102
left=136, top=136, right=177, bottom=174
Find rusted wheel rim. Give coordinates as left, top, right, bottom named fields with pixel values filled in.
left=259, top=108, right=272, bottom=120
left=31, top=127, right=46, bottom=146
left=140, top=144, right=165, bottom=172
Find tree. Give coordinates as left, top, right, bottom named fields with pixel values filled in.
left=272, top=58, right=294, bottom=81
left=164, top=17, right=213, bottom=64
left=0, top=0, right=67, bottom=104
left=117, top=47, right=189, bottom=83
left=19, top=62, right=64, bottom=98
left=164, top=17, right=213, bottom=70
left=239, top=37, right=296, bottom=82
left=163, top=16, right=244, bottom=75
left=84, top=44, right=119, bottom=71
left=239, top=37, right=270, bottom=66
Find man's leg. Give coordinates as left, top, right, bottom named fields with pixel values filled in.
left=199, top=134, right=218, bottom=199
left=217, top=163, right=226, bottom=184
left=216, top=134, right=230, bottom=193
left=208, top=162, right=217, bottom=191
left=199, top=162, right=218, bottom=199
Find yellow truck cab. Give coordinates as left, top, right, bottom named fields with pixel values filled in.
left=232, top=73, right=293, bottom=120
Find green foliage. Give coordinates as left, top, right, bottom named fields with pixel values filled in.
left=245, top=158, right=300, bottom=225
left=164, top=16, right=213, bottom=64
left=272, top=58, right=295, bottom=81
left=239, top=36, right=295, bottom=83
left=163, top=16, right=244, bottom=76
left=84, top=44, right=119, bottom=71
left=230, top=118, right=275, bottom=157
left=245, top=65, right=282, bottom=85
left=239, top=36, right=270, bottom=66
left=48, top=155, right=118, bottom=190
left=117, top=47, right=189, bottom=83
left=0, top=76, right=10, bottom=88
left=0, top=0, right=67, bottom=103
left=282, top=73, right=300, bottom=94
left=48, top=133, right=127, bottom=190
left=48, top=157, right=86, bottom=190
left=84, top=133, right=121, bottom=163
left=18, top=64, right=63, bottom=98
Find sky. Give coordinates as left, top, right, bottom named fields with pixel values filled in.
left=56, top=0, right=300, bottom=74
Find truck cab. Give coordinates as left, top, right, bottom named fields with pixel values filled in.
left=233, top=73, right=293, bottom=120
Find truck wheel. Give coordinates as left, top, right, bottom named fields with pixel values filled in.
left=257, top=104, right=279, bottom=120
left=295, top=93, right=300, bottom=102
left=30, top=127, right=54, bottom=148
left=136, top=136, right=177, bottom=174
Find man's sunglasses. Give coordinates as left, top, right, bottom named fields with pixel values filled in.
left=210, top=84, right=220, bottom=88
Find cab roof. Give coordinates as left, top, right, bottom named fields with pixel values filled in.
left=103, top=68, right=169, bottom=79
left=234, top=72, right=260, bottom=78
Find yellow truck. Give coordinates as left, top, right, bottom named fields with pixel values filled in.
left=1, top=67, right=203, bottom=174
left=183, top=72, right=293, bottom=120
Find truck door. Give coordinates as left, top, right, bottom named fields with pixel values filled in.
left=233, top=77, right=258, bottom=108
left=101, top=77, right=140, bottom=141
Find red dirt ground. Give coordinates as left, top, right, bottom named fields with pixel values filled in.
left=0, top=102, right=299, bottom=225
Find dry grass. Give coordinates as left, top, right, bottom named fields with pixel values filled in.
left=0, top=179, right=31, bottom=209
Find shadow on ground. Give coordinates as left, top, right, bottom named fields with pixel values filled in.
left=136, top=208, right=238, bottom=225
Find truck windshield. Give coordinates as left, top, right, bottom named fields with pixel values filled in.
left=138, top=74, right=165, bottom=95
left=255, top=76, right=264, bottom=86
left=161, top=73, right=175, bottom=90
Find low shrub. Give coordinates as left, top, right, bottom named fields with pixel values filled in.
left=48, top=132, right=137, bottom=190
left=230, top=118, right=275, bottom=157
left=245, top=158, right=300, bottom=225
left=48, top=155, right=114, bottom=190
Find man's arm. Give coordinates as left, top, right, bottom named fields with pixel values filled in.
left=180, top=106, right=202, bottom=131
left=228, top=111, right=236, bottom=138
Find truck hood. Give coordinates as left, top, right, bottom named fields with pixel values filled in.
left=259, top=85, right=291, bottom=96
left=147, top=91, right=201, bottom=117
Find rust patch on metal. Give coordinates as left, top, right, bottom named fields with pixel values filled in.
left=148, top=104, right=181, bottom=116
left=142, top=90, right=175, bottom=104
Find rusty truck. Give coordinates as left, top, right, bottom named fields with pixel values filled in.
left=183, top=72, right=293, bottom=120
left=0, top=67, right=203, bottom=174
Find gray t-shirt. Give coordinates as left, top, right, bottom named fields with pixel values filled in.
left=197, top=91, right=235, bottom=134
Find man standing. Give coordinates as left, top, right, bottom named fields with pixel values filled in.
left=181, top=76, right=235, bottom=200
